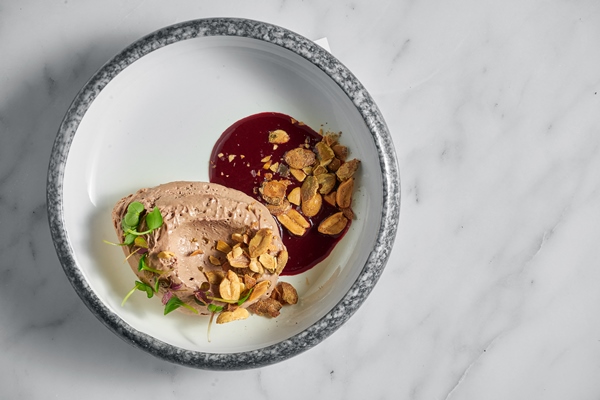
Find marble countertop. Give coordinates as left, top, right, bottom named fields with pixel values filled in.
left=2, top=0, right=600, bottom=398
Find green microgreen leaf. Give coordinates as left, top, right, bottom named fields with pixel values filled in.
left=123, top=212, right=140, bottom=228
left=163, top=296, right=183, bottom=315
left=121, top=280, right=155, bottom=307
left=106, top=201, right=164, bottom=248
left=237, top=288, right=253, bottom=306
left=145, top=207, right=163, bottom=230
left=207, top=303, right=224, bottom=313
left=138, top=281, right=154, bottom=298
left=163, top=296, right=198, bottom=315
left=123, top=233, right=136, bottom=245
left=127, top=201, right=145, bottom=214
left=154, top=278, right=160, bottom=293
left=138, top=254, right=161, bottom=274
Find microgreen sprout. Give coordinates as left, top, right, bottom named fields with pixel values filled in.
left=138, top=253, right=162, bottom=274
left=207, top=303, right=224, bottom=313
left=121, top=281, right=155, bottom=307
left=237, top=289, right=253, bottom=306
left=205, top=288, right=253, bottom=306
left=120, top=202, right=163, bottom=243
left=164, top=296, right=199, bottom=315
left=206, top=303, right=225, bottom=342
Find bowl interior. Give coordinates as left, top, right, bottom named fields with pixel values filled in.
left=62, top=35, right=383, bottom=353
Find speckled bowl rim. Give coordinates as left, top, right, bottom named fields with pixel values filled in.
left=46, top=17, right=400, bottom=370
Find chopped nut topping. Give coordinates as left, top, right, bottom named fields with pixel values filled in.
left=327, top=157, right=342, bottom=172
left=216, top=307, right=249, bottom=324
left=332, top=144, right=348, bottom=161
left=336, top=159, right=360, bottom=181
left=336, top=177, right=354, bottom=209
left=287, top=187, right=301, bottom=205
left=277, top=209, right=310, bottom=236
left=248, top=228, right=273, bottom=258
left=243, top=274, right=257, bottom=289
left=231, top=233, right=247, bottom=244
left=216, top=240, right=232, bottom=253
left=157, top=251, right=176, bottom=259
left=289, top=168, right=307, bottom=182
left=226, top=247, right=250, bottom=268
left=269, top=161, right=280, bottom=172
left=219, top=270, right=242, bottom=301
left=284, top=148, right=316, bottom=169
left=209, top=255, right=222, bottom=266
left=300, top=175, right=319, bottom=203
left=276, top=250, right=289, bottom=275
left=316, top=173, right=337, bottom=195
left=248, top=257, right=264, bottom=274
left=248, top=298, right=282, bottom=318
left=312, top=165, right=328, bottom=176
left=231, top=244, right=244, bottom=259
left=301, top=192, right=322, bottom=218
left=258, top=253, right=277, bottom=272
left=260, top=180, right=287, bottom=205
left=315, top=142, right=335, bottom=164
left=205, top=270, right=224, bottom=285
left=341, top=207, right=355, bottom=220
left=268, top=129, right=290, bottom=144
left=318, top=212, right=348, bottom=235
left=249, top=280, right=271, bottom=302
left=323, top=132, right=340, bottom=147
left=271, top=282, right=298, bottom=305
left=323, top=190, right=337, bottom=207
left=189, top=249, right=204, bottom=256
left=266, top=199, right=292, bottom=216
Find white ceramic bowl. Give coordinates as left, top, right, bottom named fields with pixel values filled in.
left=47, top=18, right=400, bottom=370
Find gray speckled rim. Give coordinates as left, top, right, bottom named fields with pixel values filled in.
left=47, top=18, right=400, bottom=370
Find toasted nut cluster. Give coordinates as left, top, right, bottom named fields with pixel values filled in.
left=270, top=282, right=298, bottom=305
left=247, top=281, right=298, bottom=318
left=277, top=209, right=310, bottom=236
left=247, top=297, right=283, bottom=318
left=200, top=228, right=297, bottom=324
left=216, top=307, right=250, bottom=324
left=213, top=228, right=289, bottom=277
left=259, top=129, right=360, bottom=236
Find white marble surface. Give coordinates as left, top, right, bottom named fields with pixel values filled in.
left=2, top=0, right=600, bottom=398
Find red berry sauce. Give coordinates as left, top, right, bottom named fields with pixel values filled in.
left=209, top=112, right=350, bottom=275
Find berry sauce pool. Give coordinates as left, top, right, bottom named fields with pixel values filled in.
left=209, top=112, right=350, bottom=275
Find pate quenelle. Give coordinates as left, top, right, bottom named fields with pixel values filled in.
left=112, top=181, right=293, bottom=321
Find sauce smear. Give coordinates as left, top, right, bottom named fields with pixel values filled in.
left=209, top=112, right=350, bottom=275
